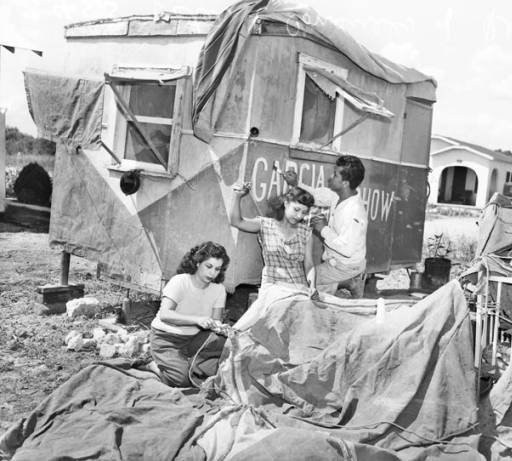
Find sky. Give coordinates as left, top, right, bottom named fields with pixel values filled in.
left=1, top=0, right=512, bottom=149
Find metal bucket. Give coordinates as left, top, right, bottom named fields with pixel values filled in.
left=409, top=271, right=423, bottom=290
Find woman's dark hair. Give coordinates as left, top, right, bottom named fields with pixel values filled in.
left=271, top=186, right=315, bottom=221
left=177, top=241, right=230, bottom=283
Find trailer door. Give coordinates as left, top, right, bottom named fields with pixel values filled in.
left=391, top=98, right=433, bottom=266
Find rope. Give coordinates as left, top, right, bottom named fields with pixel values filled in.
left=188, top=332, right=218, bottom=389
left=290, top=415, right=479, bottom=448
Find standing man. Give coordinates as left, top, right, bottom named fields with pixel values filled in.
left=284, top=155, right=368, bottom=297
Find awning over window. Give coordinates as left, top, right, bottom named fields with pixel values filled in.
left=305, top=67, right=394, bottom=119
left=105, top=67, right=190, bottom=85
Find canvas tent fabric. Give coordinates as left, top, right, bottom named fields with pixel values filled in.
left=1, top=282, right=496, bottom=460
left=23, top=69, right=104, bottom=148
left=192, top=0, right=270, bottom=142
left=0, top=362, right=408, bottom=460
left=461, top=194, right=512, bottom=320
left=474, top=194, right=512, bottom=258
left=192, top=0, right=436, bottom=141
left=217, top=281, right=478, bottom=454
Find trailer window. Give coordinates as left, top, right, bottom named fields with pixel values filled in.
left=292, top=54, right=347, bottom=152
left=103, top=66, right=189, bottom=176
left=123, top=83, right=175, bottom=166
left=300, top=75, right=336, bottom=145
left=292, top=53, right=393, bottom=153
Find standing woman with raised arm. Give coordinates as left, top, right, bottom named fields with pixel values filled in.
left=229, top=183, right=315, bottom=295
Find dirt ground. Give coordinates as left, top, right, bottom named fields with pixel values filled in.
left=0, top=221, right=255, bottom=438
left=0, top=223, right=130, bottom=436
left=0, top=217, right=475, bottom=441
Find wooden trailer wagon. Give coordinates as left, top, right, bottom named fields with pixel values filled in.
left=24, top=1, right=436, bottom=296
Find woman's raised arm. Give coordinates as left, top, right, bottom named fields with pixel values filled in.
left=229, top=186, right=261, bottom=233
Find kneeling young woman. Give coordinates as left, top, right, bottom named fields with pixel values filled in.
left=148, top=241, right=230, bottom=387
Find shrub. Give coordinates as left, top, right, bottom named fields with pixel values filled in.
left=5, top=166, right=20, bottom=197
left=13, top=162, right=52, bottom=207
left=33, top=137, right=56, bottom=156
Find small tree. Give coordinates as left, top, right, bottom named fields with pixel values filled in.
left=426, top=233, right=451, bottom=259
left=5, top=126, right=34, bottom=155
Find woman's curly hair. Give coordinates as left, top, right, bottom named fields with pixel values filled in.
left=268, top=186, right=315, bottom=221
left=176, top=241, right=230, bottom=284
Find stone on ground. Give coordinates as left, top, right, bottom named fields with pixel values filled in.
left=66, top=297, right=101, bottom=319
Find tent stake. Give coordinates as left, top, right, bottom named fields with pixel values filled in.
left=60, top=251, right=71, bottom=286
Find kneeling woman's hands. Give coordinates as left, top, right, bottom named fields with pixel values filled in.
left=196, top=317, right=219, bottom=330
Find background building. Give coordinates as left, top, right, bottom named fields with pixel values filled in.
left=428, top=134, right=512, bottom=208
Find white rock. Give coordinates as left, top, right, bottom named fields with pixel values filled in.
left=116, top=343, right=128, bottom=356
left=103, top=333, right=121, bottom=345
left=141, top=343, right=151, bottom=354
left=67, top=335, right=84, bottom=351
left=66, top=297, right=101, bottom=319
left=64, top=330, right=82, bottom=345
left=82, top=338, right=97, bottom=350
left=133, top=330, right=150, bottom=343
left=117, top=328, right=129, bottom=341
left=99, top=343, right=117, bottom=358
left=123, top=336, right=140, bottom=356
left=92, top=328, right=106, bottom=343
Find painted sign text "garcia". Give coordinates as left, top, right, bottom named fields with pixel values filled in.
left=251, top=157, right=395, bottom=222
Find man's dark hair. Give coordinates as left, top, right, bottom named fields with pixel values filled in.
left=336, top=155, right=365, bottom=190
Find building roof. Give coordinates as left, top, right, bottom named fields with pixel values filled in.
left=432, top=134, right=512, bottom=163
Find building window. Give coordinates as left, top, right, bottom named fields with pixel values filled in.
left=506, top=171, right=512, bottom=183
